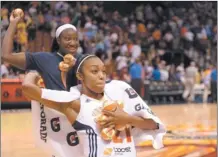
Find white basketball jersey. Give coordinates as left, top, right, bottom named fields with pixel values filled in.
left=39, top=80, right=166, bottom=157
left=31, top=102, right=81, bottom=157
left=73, top=94, right=137, bottom=157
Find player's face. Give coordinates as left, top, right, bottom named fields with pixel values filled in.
left=58, top=28, right=79, bottom=55
left=82, top=57, right=106, bottom=93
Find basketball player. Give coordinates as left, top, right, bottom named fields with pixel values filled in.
left=1, top=10, right=80, bottom=157
left=22, top=54, right=166, bottom=157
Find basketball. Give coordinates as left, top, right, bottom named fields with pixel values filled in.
left=63, top=54, right=74, bottom=64
left=103, top=100, right=118, bottom=112
left=103, top=100, right=126, bottom=131
left=95, top=114, right=114, bottom=141
left=100, top=128, right=115, bottom=141
left=95, top=114, right=108, bottom=124
left=13, top=8, right=24, bottom=18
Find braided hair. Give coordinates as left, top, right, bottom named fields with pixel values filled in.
left=51, top=38, right=59, bottom=53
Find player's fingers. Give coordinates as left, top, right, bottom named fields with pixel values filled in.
left=102, top=121, right=115, bottom=128
left=105, top=125, right=115, bottom=133
left=59, top=62, right=70, bottom=72
left=64, top=54, right=75, bottom=64
left=62, top=64, right=69, bottom=69
left=102, top=110, right=114, bottom=117
left=102, top=117, right=114, bottom=126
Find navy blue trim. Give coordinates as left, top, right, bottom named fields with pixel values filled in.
left=106, top=80, right=112, bottom=84
left=73, top=121, right=97, bottom=157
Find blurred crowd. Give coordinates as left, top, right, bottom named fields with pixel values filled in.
left=1, top=1, right=217, bottom=102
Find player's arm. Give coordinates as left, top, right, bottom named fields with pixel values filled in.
left=1, top=13, right=27, bottom=70
left=22, top=72, right=68, bottom=112
left=102, top=106, right=159, bottom=130
left=125, top=114, right=159, bottom=130
left=109, top=80, right=165, bottom=132
left=22, top=72, right=80, bottom=124
left=124, top=91, right=166, bottom=132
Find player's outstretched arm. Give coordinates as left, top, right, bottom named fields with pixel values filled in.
left=22, top=72, right=80, bottom=124
left=22, top=72, right=66, bottom=112
left=1, top=11, right=27, bottom=70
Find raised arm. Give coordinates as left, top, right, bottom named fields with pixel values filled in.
left=22, top=72, right=80, bottom=124
left=1, top=12, right=27, bottom=70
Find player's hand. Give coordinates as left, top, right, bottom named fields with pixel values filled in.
left=100, top=107, right=130, bottom=128
left=59, top=61, right=71, bottom=72
left=10, top=11, right=23, bottom=23
left=63, top=54, right=76, bottom=68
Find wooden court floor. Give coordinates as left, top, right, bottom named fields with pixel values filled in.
left=1, top=103, right=217, bottom=157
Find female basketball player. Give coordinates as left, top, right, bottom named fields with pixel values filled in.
left=22, top=54, right=166, bottom=157
left=1, top=10, right=80, bottom=157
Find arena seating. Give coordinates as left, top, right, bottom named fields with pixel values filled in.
left=147, top=81, right=185, bottom=104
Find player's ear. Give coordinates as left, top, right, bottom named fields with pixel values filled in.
left=57, top=37, right=61, bottom=45
left=76, top=72, right=83, bottom=81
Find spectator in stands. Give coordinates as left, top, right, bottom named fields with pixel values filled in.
left=116, top=54, right=128, bottom=74
left=130, top=39, right=142, bottom=63
left=16, top=19, right=28, bottom=51
left=195, top=67, right=202, bottom=84
left=1, top=62, right=9, bottom=78
left=152, top=64, right=161, bottom=81
left=1, top=8, right=9, bottom=38
left=168, top=64, right=177, bottom=81
left=202, top=64, right=213, bottom=103
left=144, top=60, right=153, bottom=80
left=1, top=1, right=217, bottom=104
left=210, top=65, right=217, bottom=103
left=120, top=67, right=131, bottom=84
left=129, top=58, right=142, bottom=95
left=159, top=60, right=169, bottom=81
left=111, top=71, right=120, bottom=80
left=8, top=68, right=18, bottom=79
left=176, top=63, right=185, bottom=83
left=183, top=61, right=198, bottom=102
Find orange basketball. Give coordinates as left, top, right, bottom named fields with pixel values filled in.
left=95, top=100, right=127, bottom=140
left=63, top=54, right=74, bottom=64
left=102, top=100, right=126, bottom=131
left=101, top=128, right=115, bottom=141
left=37, top=78, right=45, bottom=88
left=95, top=114, right=108, bottom=123
left=103, top=100, right=118, bottom=112
left=13, top=8, right=24, bottom=18
left=117, top=100, right=124, bottom=109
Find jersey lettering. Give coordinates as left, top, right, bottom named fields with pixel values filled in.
left=66, top=131, right=80, bottom=146
left=125, top=88, right=138, bottom=99
left=50, top=117, right=61, bottom=132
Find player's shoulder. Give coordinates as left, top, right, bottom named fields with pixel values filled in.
left=106, top=80, right=139, bottom=99
left=26, top=52, right=56, bottom=57
left=106, top=80, right=131, bottom=89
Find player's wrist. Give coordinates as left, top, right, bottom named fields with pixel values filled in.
left=9, top=21, right=19, bottom=27
left=125, top=114, right=138, bottom=126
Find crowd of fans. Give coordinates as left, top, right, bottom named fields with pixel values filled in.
left=1, top=1, right=217, bottom=102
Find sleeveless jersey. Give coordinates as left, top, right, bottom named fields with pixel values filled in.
left=40, top=80, right=166, bottom=157
left=73, top=93, right=137, bottom=157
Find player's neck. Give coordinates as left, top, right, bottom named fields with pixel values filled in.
left=81, top=87, right=103, bottom=101
left=58, top=49, right=68, bottom=57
